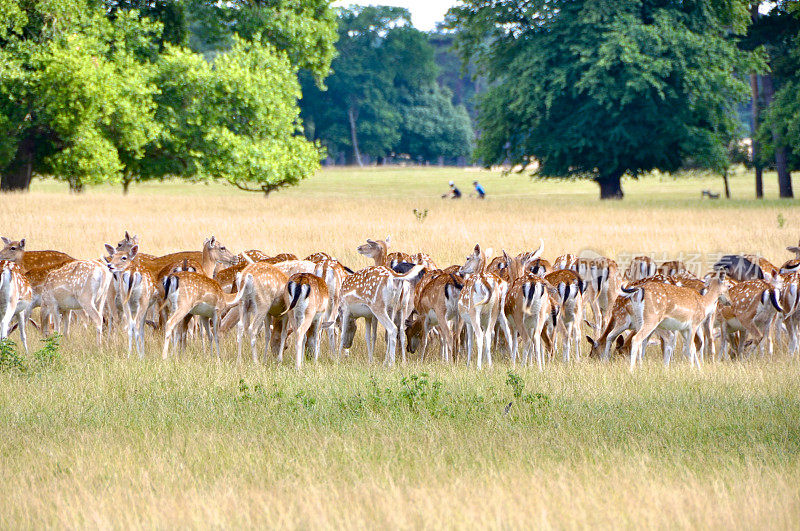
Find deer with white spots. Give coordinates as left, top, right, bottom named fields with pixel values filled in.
left=457, top=244, right=522, bottom=369
left=504, top=273, right=556, bottom=369
left=718, top=279, right=783, bottom=359
left=357, top=236, right=391, bottom=266
left=314, top=258, right=349, bottom=353
left=0, top=237, right=74, bottom=273
left=404, top=269, right=464, bottom=361
left=104, top=243, right=157, bottom=358
left=143, top=236, right=237, bottom=280
left=232, top=261, right=290, bottom=363
left=40, top=258, right=113, bottom=343
left=0, top=260, right=33, bottom=350
left=338, top=263, right=425, bottom=365
left=161, top=271, right=242, bottom=359
left=619, top=274, right=728, bottom=370
left=624, top=256, right=657, bottom=282
left=545, top=268, right=585, bottom=362
left=282, top=273, right=331, bottom=369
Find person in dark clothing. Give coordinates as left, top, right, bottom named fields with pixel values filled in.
left=442, top=181, right=462, bottom=199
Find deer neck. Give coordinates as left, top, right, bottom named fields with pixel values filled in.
left=701, top=281, right=721, bottom=308
left=201, top=247, right=216, bottom=278
left=376, top=245, right=388, bottom=266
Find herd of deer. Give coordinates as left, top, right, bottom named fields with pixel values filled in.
left=1, top=232, right=799, bottom=370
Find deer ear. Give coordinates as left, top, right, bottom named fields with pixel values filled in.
left=1, top=237, right=10, bottom=245
left=385, top=235, right=391, bottom=245
left=105, top=244, right=115, bottom=256
left=130, top=245, right=138, bottom=258
left=124, top=231, right=130, bottom=240
left=18, top=239, right=25, bottom=249
left=473, top=244, right=481, bottom=253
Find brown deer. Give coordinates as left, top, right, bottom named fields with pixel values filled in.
left=339, top=263, right=424, bottom=365
left=161, top=272, right=242, bottom=359
left=404, top=270, right=464, bottom=361
left=619, top=275, right=727, bottom=370
left=40, top=259, right=113, bottom=343
left=233, top=261, right=290, bottom=363
left=104, top=243, right=157, bottom=357
left=0, top=237, right=74, bottom=273
left=545, top=269, right=585, bottom=362
left=282, top=273, right=331, bottom=369
left=457, top=244, right=520, bottom=369
left=718, top=279, right=783, bottom=359
left=504, top=274, right=556, bottom=369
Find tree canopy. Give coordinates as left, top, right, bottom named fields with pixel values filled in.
left=446, top=0, right=759, bottom=198
left=299, top=6, right=473, bottom=165
left=0, top=0, right=334, bottom=193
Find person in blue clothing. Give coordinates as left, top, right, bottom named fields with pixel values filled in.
left=473, top=180, right=486, bottom=199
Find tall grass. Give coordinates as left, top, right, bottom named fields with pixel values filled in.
left=0, top=167, right=799, bottom=527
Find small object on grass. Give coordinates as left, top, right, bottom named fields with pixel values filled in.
left=701, top=189, right=720, bottom=199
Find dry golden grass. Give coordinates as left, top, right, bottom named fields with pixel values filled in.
left=1, top=167, right=799, bottom=529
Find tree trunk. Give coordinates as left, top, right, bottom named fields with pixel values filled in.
left=122, top=171, right=132, bottom=195
left=0, top=139, right=34, bottom=192
left=347, top=105, right=363, bottom=168
left=750, top=73, right=763, bottom=198
left=750, top=5, right=763, bottom=199
left=722, top=169, right=731, bottom=199
left=762, top=74, right=794, bottom=198
left=596, top=173, right=624, bottom=200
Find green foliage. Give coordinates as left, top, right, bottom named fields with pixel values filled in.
left=300, top=6, right=473, bottom=164
left=0, top=335, right=61, bottom=374
left=141, top=38, right=322, bottom=194
left=0, top=338, right=26, bottom=373
left=0, top=0, right=329, bottom=194
left=446, top=0, right=758, bottom=197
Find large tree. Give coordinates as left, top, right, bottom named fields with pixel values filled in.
left=0, top=0, right=332, bottom=193
left=446, top=0, right=757, bottom=199
left=743, top=1, right=800, bottom=198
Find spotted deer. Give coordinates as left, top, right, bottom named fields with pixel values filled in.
left=624, top=256, right=657, bottom=282
left=552, top=254, right=577, bottom=271
left=404, top=270, right=464, bottom=361
left=40, top=259, right=113, bottom=343
left=161, top=272, right=242, bottom=359
left=0, top=237, right=74, bottom=273
left=305, top=252, right=332, bottom=263
left=457, top=244, right=521, bottom=369
left=619, top=275, right=727, bottom=370
left=104, top=243, right=157, bottom=357
left=339, top=263, right=425, bottom=365
left=504, top=274, right=556, bottom=369
left=282, top=273, right=331, bottom=369
left=231, top=261, right=289, bottom=363
left=545, top=269, right=585, bottom=362
left=144, top=236, right=237, bottom=280
left=0, top=260, right=33, bottom=350
left=357, top=236, right=391, bottom=266
left=718, top=279, right=783, bottom=359
left=314, top=258, right=349, bottom=353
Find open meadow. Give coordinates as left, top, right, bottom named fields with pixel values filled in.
left=1, top=167, right=800, bottom=528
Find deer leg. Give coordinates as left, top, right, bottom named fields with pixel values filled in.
left=162, top=307, right=190, bottom=359
left=372, top=308, right=398, bottom=366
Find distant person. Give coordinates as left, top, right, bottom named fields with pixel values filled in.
left=473, top=180, right=486, bottom=199
left=442, top=181, right=462, bottom=199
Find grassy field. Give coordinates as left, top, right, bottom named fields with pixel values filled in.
left=1, top=167, right=800, bottom=528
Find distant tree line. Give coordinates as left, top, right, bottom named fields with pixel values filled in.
left=299, top=6, right=475, bottom=167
